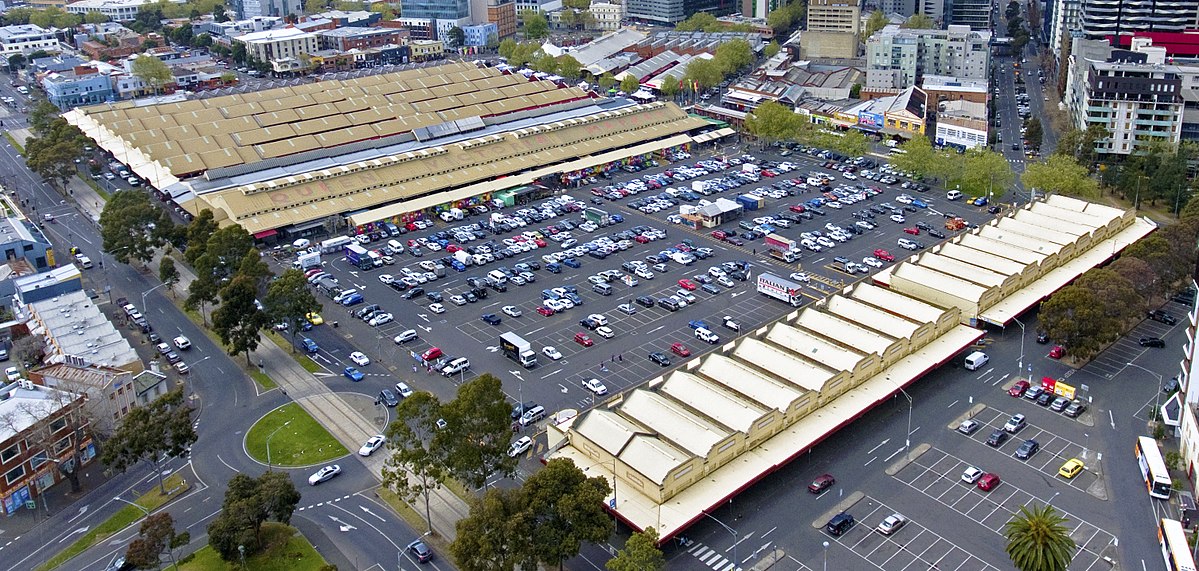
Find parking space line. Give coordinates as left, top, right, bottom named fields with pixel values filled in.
left=960, top=405, right=1100, bottom=494
left=831, top=494, right=1003, bottom=571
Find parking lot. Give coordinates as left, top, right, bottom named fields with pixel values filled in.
left=274, top=142, right=1007, bottom=452
left=826, top=494, right=1002, bottom=571
left=959, top=405, right=1101, bottom=495
left=893, top=446, right=1117, bottom=571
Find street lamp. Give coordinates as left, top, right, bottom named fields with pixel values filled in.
left=113, top=495, right=150, bottom=517
left=1012, top=317, right=1026, bottom=373
left=1126, top=362, right=1165, bottom=422
left=266, top=420, right=292, bottom=471
left=899, top=388, right=913, bottom=460
left=822, top=540, right=829, bottom=571
left=702, top=512, right=738, bottom=571
left=141, top=281, right=169, bottom=309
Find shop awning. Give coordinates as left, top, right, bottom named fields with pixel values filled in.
left=253, top=229, right=278, bottom=239
left=691, top=127, right=736, bottom=144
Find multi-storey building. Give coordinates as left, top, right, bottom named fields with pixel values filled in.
left=590, top=1, right=624, bottom=31
left=467, top=0, right=516, bottom=39
left=947, top=0, right=991, bottom=30
left=461, top=23, right=499, bottom=46
left=1079, top=0, right=1199, bottom=39
left=865, top=24, right=991, bottom=90
left=231, top=0, right=302, bottom=20
left=42, top=66, right=113, bottom=110
left=1066, top=37, right=1190, bottom=155
left=625, top=0, right=737, bottom=25
left=64, top=0, right=160, bottom=22
left=801, top=0, right=860, bottom=58
left=317, top=27, right=405, bottom=51
left=234, top=27, right=319, bottom=72
left=402, top=0, right=472, bottom=20
left=1050, top=0, right=1082, bottom=56
left=0, top=382, right=91, bottom=516
left=0, top=25, right=58, bottom=57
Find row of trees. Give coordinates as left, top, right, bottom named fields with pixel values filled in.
left=1039, top=192, right=1199, bottom=358
left=879, top=136, right=1014, bottom=199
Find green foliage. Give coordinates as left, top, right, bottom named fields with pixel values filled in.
left=523, top=458, right=613, bottom=568
left=606, top=527, right=664, bottom=571
left=1021, top=154, right=1098, bottom=199
left=620, top=74, right=640, bottom=94
left=744, top=101, right=807, bottom=144
left=212, top=275, right=268, bottom=365
left=849, top=83, right=862, bottom=98
left=1039, top=284, right=1118, bottom=358
left=675, top=12, right=719, bottom=31
left=522, top=11, right=549, bottom=39
left=766, top=1, right=805, bottom=34
left=24, top=118, right=87, bottom=190
left=439, top=374, right=517, bottom=489
left=498, top=38, right=517, bottom=60
left=659, top=74, right=679, bottom=97
left=29, top=7, right=81, bottom=28
left=533, top=53, right=557, bottom=75
left=685, top=57, right=722, bottom=91
left=383, top=391, right=447, bottom=534
left=447, top=26, right=465, bottom=48
left=6, top=53, right=24, bottom=70
left=1004, top=504, right=1075, bottom=571
left=263, top=269, right=321, bottom=349
left=183, top=209, right=218, bottom=264
left=1167, top=451, right=1184, bottom=470
left=132, top=55, right=173, bottom=93
left=946, top=148, right=1013, bottom=200
left=598, top=71, right=616, bottom=90
left=100, top=389, right=197, bottom=495
left=450, top=487, right=529, bottom=571
left=193, top=33, right=212, bottom=48
left=1024, top=117, right=1043, bottom=149
left=764, top=40, right=781, bottom=58
left=903, top=13, right=935, bottom=28
left=99, top=190, right=173, bottom=265
left=207, top=472, right=302, bottom=561
left=124, top=512, right=188, bottom=570
left=864, top=9, right=889, bottom=38
left=713, top=39, right=752, bottom=75
left=556, top=54, right=581, bottom=80
left=888, top=136, right=944, bottom=180
left=158, top=256, right=180, bottom=292
left=1053, top=125, right=1107, bottom=166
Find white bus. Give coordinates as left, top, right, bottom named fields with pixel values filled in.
left=1160, top=518, right=1197, bottom=571
left=1137, top=436, right=1173, bottom=499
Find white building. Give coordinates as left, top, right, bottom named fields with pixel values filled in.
left=865, top=24, right=991, bottom=90
left=934, top=100, right=988, bottom=150
left=234, top=27, right=319, bottom=72
left=66, top=0, right=179, bottom=22
left=0, top=25, right=58, bottom=56
left=590, top=1, right=623, bottom=31
left=1050, top=0, right=1082, bottom=56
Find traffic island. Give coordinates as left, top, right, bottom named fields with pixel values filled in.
left=244, top=403, right=348, bottom=467
left=178, top=523, right=328, bottom=571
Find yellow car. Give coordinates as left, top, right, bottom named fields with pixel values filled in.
left=306, top=312, right=324, bottom=325
left=1058, top=458, right=1084, bottom=479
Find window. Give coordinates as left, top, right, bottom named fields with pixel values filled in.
left=1, top=444, right=17, bottom=463
left=5, top=464, right=24, bottom=485
left=49, top=418, right=66, bottom=433
left=29, top=451, right=47, bottom=470
left=53, top=437, right=70, bottom=454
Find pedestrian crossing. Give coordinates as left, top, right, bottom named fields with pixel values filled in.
left=686, top=542, right=742, bottom=571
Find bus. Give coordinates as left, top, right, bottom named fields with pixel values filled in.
left=1159, top=518, right=1197, bottom=571
left=1137, top=436, right=1174, bottom=499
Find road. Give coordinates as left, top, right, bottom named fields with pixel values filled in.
left=0, top=101, right=433, bottom=570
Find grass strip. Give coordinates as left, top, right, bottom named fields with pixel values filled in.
left=179, top=523, right=327, bottom=571
left=244, top=403, right=347, bottom=467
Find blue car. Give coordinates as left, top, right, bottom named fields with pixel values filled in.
left=688, top=320, right=709, bottom=330
left=546, top=263, right=562, bottom=273
left=302, top=338, right=319, bottom=353
left=340, top=292, right=364, bottom=306
left=911, top=199, right=928, bottom=208
left=611, top=214, right=624, bottom=223
left=973, top=196, right=988, bottom=206
left=563, top=258, right=581, bottom=269
left=343, top=367, right=365, bottom=382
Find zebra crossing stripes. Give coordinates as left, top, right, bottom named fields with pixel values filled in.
left=687, top=542, right=741, bottom=571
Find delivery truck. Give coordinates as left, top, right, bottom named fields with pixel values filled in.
left=764, top=233, right=800, bottom=263
left=500, top=332, right=538, bottom=368
left=321, top=236, right=352, bottom=254
left=344, top=243, right=372, bottom=270
left=757, top=272, right=805, bottom=306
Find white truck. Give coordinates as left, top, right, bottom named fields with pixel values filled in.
left=500, top=332, right=538, bottom=368
left=757, top=272, right=805, bottom=307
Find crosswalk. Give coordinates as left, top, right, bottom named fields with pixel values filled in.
left=686, top=542, right=742, bottom=571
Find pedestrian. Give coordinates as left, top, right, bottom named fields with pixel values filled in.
left=610, top=354, right=615, bottom=362
left=752, top=248, right=756, bottom=255
left=412, top=364, right=418, bottom=374
left=618, top=354, right=623, bottom=362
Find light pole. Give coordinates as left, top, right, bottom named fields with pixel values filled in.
left=899, top=388, right=913, bottom=460
left=702, top=512, right=738, bottom=571
left=1126, top=362, right=1165, bottom=423
left=1012, top=317, right=1026, bottom=373
left=113, top=495, right=150, bottom=517
left=822, top=540, right=829, bottom=571
left=141, top=281, right=169, bottom=309
left=266, top=420, right=292, bottom=471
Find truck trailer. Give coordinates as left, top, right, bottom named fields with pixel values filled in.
left=500, top=332, right=538, bottom=368
left=757, top=272, right=805, bottom=306
left=763, top=233, right=800, bottom=263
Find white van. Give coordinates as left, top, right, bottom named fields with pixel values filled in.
left=946, top=190, right=963, bottom=201
left=964, top=351, right=989, bottom=371
left=487, top=270, right=508, bottom=283
left=519, top=405, right=546, bottom=426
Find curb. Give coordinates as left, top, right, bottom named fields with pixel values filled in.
left=885, top=442, right=929, bottom=476
left=811, top=491, right=864, bottom=529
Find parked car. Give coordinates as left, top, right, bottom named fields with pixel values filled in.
left=808, top=473, right=835, bottom=494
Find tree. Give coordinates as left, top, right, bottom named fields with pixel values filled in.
left=1004, top=504, right=1075, bottom=571
left=7, top=53, right=24, bottom=71
left=29, top=101, right=60, bottom=137
left=950, top=148, right=1013, bottom=200
left=24, top=124, right=84, bottom=190
left=211, top=275, right=268, bottom=366
left=522, top=11, right=549, bottom=39
left=193, top=32, right=212, bottom=48
left=744, top=100, right=804, bottom=145
left=101, top=389, right=197, bottom=495
left=438, top=375, right=515, bottom=489
left=1053, top=125, right=1107, bottom=167
left=1039, top=285, right=1115, bottom=358
left=607, top=527, right=664, bottom=571
left=171, top=24, right=193, bottom=47
left=1074, top=268, right=1144, bottom=326
left=183, top=209, right=218, bottom=264
left=207, top=471, right=301, bottom=561
left=713, top=39, right=753, bottom=75
left=903, top=13, right=936, bottom=28
left=888, top=136, right=943, bottom=179
left=447, top=26, right=465, bottom=48
left=1109, top=256, right=1162, bottom=301
left=864, top=9, right=889, bottom=38
left=1024, top=117, right=1043, bottom=149
left=766, top=5, right=798, bottom=35
left=132, top=55, right=172, bottom=95
left=597, top=71, right=616, bottom=90
left=684, top=57, right=722, bottom=91
left=158, top=256, right=180, bottom=296
left=450, top=487, right=529, bottom=571
left=533, top=53, right=557, bottom=75
left=383, top=391, right=447, bottom=535
left=560, top=9, right=578, bottom=29
left=99, top=190, right=172, bottom=266
left=556, top=55, right=581, bottom=80
left=1021, top=154, right=1099, bottom=199
left=833, top=130, right=871, bottom=158
left=264, top=269, right=321, bottom=349
left=659, top=74, right=680, bottom=98
left=675, top=12, right=718, bottom=31
left=124, top=512, right=189, bottom=570
left=763, top=41, right=781, bottom=59
left=498, top=38, right=517, bottom=60
left=620, top=74, right=640, bottom=94
left=524, top=458, right=612, bottom=569
left=234, top=248, right=273, bottom=292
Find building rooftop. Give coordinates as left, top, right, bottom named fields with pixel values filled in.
left=235, top=27, right=314, bottom=43
left=0, top=25, right=53, bottom=40
left=0, top=383, right=75, bottom=443
left=26, top=290, right=139, bottom=370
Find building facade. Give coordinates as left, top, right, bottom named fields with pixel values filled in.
left=626, top=0, right=737, bottom=25
left=947, top=0, right=991, bottom=29
left=801, top=0, right=861, bottom=58
left=1080, top=0, right=1199, bottom=38
left=865, top=24, right=991, bottom=90
left=0, top=382, right=92, bottom=515
left=590, top=1, right=624, bottom=30
left=31, top=360, right=143, bottom=435
left=231, top=0, right=302, bottom=19
left=317, top=27, right=405, bottom=51
left=0, top=25, right=58, bottom=56
left=461, top=23, right=498, bottom=46
left=235, top=27, right=319, bottom=70
left=401, top=0, right=471, bottom=20
left=42, top=67, right=113, bottom=110
left=64, top=0, right=160, bottom=22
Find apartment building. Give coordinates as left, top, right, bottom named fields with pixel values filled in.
left=865, top=24, right=991, bottom=90
left=234, top=27, right=319, bottom=71
left=0, top=25, right=59, bottom=57
left=801, top=0, right=861, bottom=58
left=0, top=382, right=91, bottom=515
left=64, top=0, right=162, bottom=22
left=590, top=1, right=625, bottom=31
left=1080, top=0, right=1199, bottom=39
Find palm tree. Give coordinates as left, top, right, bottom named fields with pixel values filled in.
left=1004, top=503, right=1076, bottom=571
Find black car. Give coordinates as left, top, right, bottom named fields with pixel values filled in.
left=579, top=317, right=600, bottom=329
left=1036, top=331, right=1049, bottom=344
left=511, top=401, right=539, bottom=419
left=407, top=540, right=433, bottom=563
left=635, top=296, right=655, bottom=307
left=1149, top=310, right=1178, bottom=325
left=378, top=389, right=399, bottom=407
left=648, top=352, right=672, bottom=366
left=986, top=429, right=1008, bottom=447
left=927, top=229, right=947, bottom=239
left=1015, top=439, right=1040, bottom=460
left=1140, top=337, right=1166, bottom=348
left=403, top=287, right=424, bottom=300
left=1035, top=391, right=1054, bottom=406
left=481, top=314, right=502, bottom=325
left=426, top=291, right=443, bottom=303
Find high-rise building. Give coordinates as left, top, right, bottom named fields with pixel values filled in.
left=865, top=24, right=991, bottom=90
left=625, top=0, right=737, bottom=25
left=1079, top=0, right=1199, bottom=38
left=231, top=0, right=301, bottom=20
left=801, top=0, right=861, bottom=58
left=947, top=0, right=991, bottom=29
left=469, top=0, right=516, bottom=39
left=401, top=0, right=472, bottom=21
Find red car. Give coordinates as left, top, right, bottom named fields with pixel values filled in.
left=421, top=347, right=443, bottom=361
left=574, top=332, right=594, bottom=347
left=903, top=227, right=920, bottom=235
left=789, top=204, right=807, bottom=213
left=670, top=342, right=691, bottom=357
left=534, top=239, right=547, bottom=248
left=711, top=230, right=727, bottom=240
left=635, top=235, right=651, bottom=244
left=1008, top=380, right=1030, bottom=397
left=446, top=244, right=461, bottom=253
left=536, top=306, right=555, bottom=317
left=808, top=473, right=835, bottom=494
left=873, top=249, right=895, bottom=262
left=304, top=268, right=324, bottom=278
left=977, top=473, right=1001, bottom=491
left=1048, top=345, right=1065, bottom=359
left=678, top=279, right=698, bottom=291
